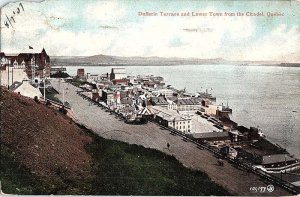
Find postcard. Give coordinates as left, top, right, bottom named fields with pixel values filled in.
left=0, top=0, right=299, bottom=196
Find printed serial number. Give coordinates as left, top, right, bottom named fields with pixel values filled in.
left=250, top=185, right=274, bottom=193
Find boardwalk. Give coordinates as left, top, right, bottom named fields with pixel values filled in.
left=51, top=79, right=290, bottom=196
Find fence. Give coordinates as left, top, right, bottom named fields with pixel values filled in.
left=39, top=97, right=71, bottom=110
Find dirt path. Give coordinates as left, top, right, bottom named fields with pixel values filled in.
left=52, top=79, right=290, bottom=196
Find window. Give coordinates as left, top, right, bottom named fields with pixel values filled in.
left=180, top=126, right=181, bottom=129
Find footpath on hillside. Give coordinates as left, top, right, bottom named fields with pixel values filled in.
left=51, top=79, right=290, bottom=196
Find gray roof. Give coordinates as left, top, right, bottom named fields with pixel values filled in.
left=166, top=96, right=178, bottom=102
left=189, top=132, right=229, bottom=139
left=261, top=154, right=297, bottom=165
left=176, top=98, right=202, bottom=105
left=156, top=112, right=187, bottom=122
left=151, top=96, right=168, bottom=105
left=9, top=81, right=22, bottom=91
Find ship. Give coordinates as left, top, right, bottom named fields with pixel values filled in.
left=197, top=89, right=216, bottom=101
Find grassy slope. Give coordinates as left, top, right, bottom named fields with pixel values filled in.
left=84, top=127, right=230, bottom=196
left=0, top=88, right=230, bottom=195
left=1, top=145, right=37, bottom=194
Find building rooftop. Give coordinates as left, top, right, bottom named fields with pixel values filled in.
left=261, top=154, right=297, bottom=165
left=166, top=96, right=178, bottom=102
left=175, top=98, right=202, bottom=105
left=189, top=131, right=229, bottom=139
left=151, top=96, right=168, bottom=105
left=149, top=105, right=191, bottom=122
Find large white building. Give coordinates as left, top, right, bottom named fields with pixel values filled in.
left=110, top=68, right=126, bottom=80
left=150, top=105, right=192, bottom=133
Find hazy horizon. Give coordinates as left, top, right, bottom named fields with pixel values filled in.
left=1, top=0, right=300, bottom=62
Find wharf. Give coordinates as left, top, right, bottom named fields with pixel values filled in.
left=51, top=79, right=291, bottom=196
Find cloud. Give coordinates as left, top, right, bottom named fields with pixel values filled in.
left=98, top=25, right=119, bottom=30
left=0, top=5, right=255, bottom=58
left=85, top=1, right=125, bottom=23
left=104, top=12, right=255, bottom=58
left=233, top=24, right=300, bottom=61
left=182, top=28, right=213, bottom=33
left=1, top=0, right=299, bottom=62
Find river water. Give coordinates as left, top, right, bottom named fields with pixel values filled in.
left=65, top=64, right=300, bottom=158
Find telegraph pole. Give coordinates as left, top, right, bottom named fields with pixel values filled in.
left=7, top=64, right=9, bottom=89
left=43, top=69, right=46, bottom=101
left=62, top=80, right=65, bottom=106
left=11, top=66, right=13, bottom=86
left=33, top=53, right=36, bottom=84
left=7, top=60, right=10, bottom=89
left=31, top=56, right=34, bottom=84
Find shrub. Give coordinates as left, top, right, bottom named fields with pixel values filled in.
left=59, top=107, right=67, bottom=115
left=33, top=96, right=39, bottom=103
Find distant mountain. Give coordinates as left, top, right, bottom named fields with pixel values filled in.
left=51, top=54, right=225, bottom=66
left=51, top=53, right=300, bottom=67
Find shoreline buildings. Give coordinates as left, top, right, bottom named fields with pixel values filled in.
left=75, top=67, right=299, bottom=175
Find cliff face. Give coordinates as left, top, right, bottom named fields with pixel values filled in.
left=0, top=87, right=92, bottom=194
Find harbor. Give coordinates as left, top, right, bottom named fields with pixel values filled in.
left=63, top=64, right=300, bottom=158
left=49, top=78, right=292, bottom=196
left=49, top=66, right=300, bottom=195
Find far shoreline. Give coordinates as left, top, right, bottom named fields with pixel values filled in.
left=53, top=63, right=300, bottom=68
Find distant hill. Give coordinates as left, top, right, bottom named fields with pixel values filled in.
left=51, top=54, right=225, bottom=66
left=51, top=53, right=300, bottom=67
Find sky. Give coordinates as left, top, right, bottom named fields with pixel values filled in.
left=1, top=0, right=300, bottom=61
